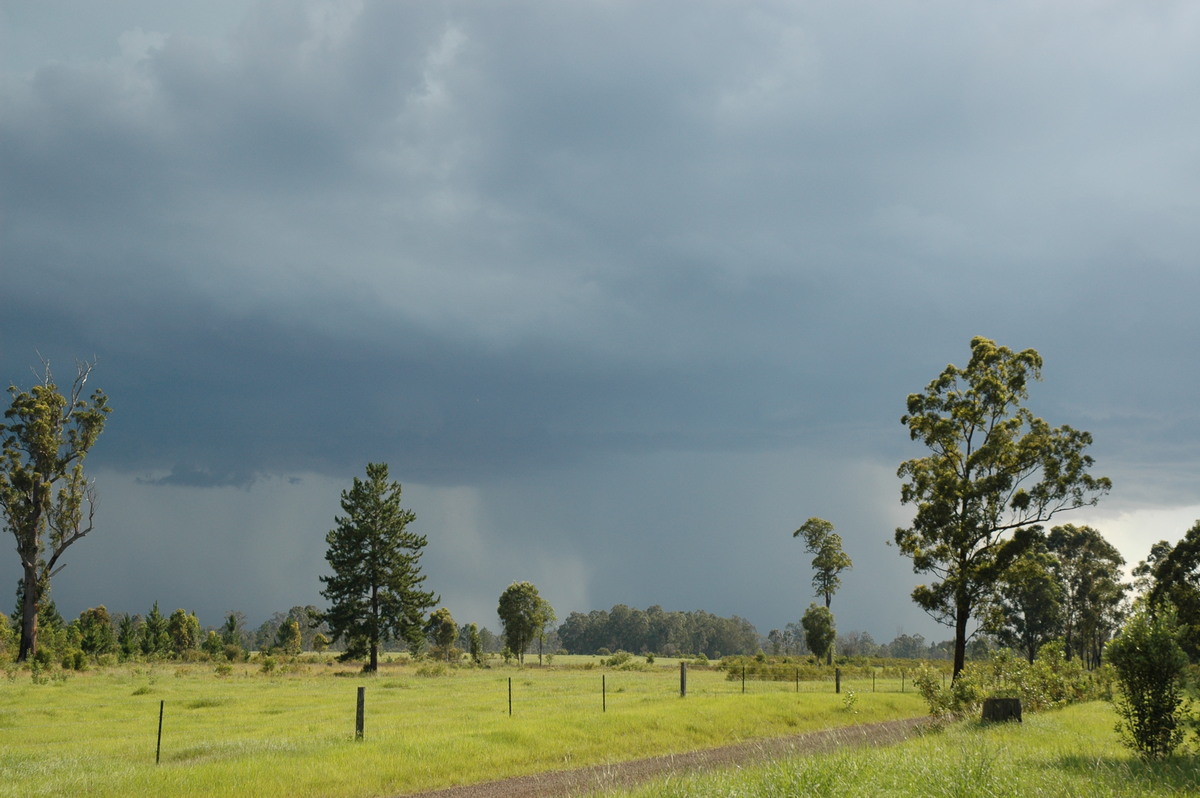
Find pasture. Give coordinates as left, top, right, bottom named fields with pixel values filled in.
left=601, top=701, right=1200, bottom=798
left=1, top=657, right=924, bottom=797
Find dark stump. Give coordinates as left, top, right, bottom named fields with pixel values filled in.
left=981, top=697, right=1022, bottom=723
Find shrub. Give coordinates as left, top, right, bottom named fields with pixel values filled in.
left=1107, top=607, right=1190, bottom=760
left=416, top=662, right=449, bottom=677
left=914, top=645, right=1102, bottom=718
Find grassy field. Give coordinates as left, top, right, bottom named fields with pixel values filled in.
left=0, top=657, right=925, bottom=797
left=596, top=701, right=1200, bottom=798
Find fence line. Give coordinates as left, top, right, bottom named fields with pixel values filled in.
left=2, top=665, right=923, bottom=764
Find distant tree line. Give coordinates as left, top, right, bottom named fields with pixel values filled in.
left=556, top=604, right=759, bottom=658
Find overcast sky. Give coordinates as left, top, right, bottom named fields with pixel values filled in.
left=3, top=1, right=1199, bottom=645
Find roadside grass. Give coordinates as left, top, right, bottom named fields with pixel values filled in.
left=594, top=701, right=1200, bottom=798
left=0, top=660, right=924, bottom=798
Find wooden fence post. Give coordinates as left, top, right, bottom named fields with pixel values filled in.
left=355, top=687, right=365, bottom=740
left=156, top=700, right=164, bottom=764
left=680, top=661, right=687, bottom=697
left=835, top=668, right=841, bottom=694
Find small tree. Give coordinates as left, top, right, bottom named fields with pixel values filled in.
left=141, top=602, right=170, bottom=657
left=221, top=611, right=247, bottom=650
left=319, top=463, right=437, bottom=672
left=497, top=581, right=553, bottom=666
left=467, top=623, right=482, bottom=664
left=202, top=630, right=224, bottom=658
left=0, top=359, right=111, bottom=661
left=115, top=613, right=141, bottom=660
left=1107, top=607, right=1190, bottom=760
left=74, top=605, right=116, bottom=657
left=426, top=607, right=458, bottom=662
left=166, top=609, right=201, bottom=658
left=801, top=604, right=836, bottom=665
left=275, top=617, right=302, bottom=656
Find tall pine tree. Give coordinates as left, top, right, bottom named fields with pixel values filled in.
left=319, top=463, right=437, bottom=672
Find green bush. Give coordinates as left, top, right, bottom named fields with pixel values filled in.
left=914, top=644, right=1102, bottom=718
left=1107, top=607, right=1190, bottom=760
left=602, top=650, right=633, bottom=668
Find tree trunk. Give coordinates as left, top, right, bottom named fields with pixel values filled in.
left=17, top=564, right=39, bottom=662
left=952, top=599, right=969, bottom=681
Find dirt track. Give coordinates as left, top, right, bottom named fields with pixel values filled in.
left=401, top=716, right=927, bottom=798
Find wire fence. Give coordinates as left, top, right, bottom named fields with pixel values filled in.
left=0, top=662, right=930, bottom=769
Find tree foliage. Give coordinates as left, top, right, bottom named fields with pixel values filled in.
left=895, top=337, right=1110, bottom=679
left=274, top=617, right=302, bottom=656
left=425, top=607, right=458, bottom=662
left=984, top=542, right=1060, bottom=657
left=1107, top=606, right=1190, bottom=760
left=800, top=603, right=835, bottom=664
left=319, top=463, right=437, bottom=672
left=1147, top=521, right=1200, bottom=661
left=73, top=605, right=116, bottom=657
left=982, top=542, right=1064, bottom=663
left=1046, top=524, right=1127, bottom=667
left=0, top=359, right=110, bottom=661
left=166, top=609, right=201, bottom=657
left=497, top=581, right=553, bottom=665
left=556, top=604, right=761, bottom=657
left=793, top=517, right=851, bottom=665
left=141, top=602, right=170, bottom=657
left=793, top=517, right=853, bottom=608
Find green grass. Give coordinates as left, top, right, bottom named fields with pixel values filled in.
left=596, top=702, right=1200, bottom=798
left=0, top=659, right=924, bottom=797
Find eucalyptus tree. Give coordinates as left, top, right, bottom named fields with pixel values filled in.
left=1146, top=521, right=1200, bottom=661
left=497, top=581, right=554, bottom=665
left=983, top=542, right=1065, bottom=663
left=319, top=463, right=437, bottom=672
left=425, top=607, right=458, bottom=662
left=0, top=359, right=110, bottom=661
left=793, top=517, right=852, bottom=664
left=895, top=337, right=1110, bottom=679
left=793, top=517, right=853, bottom=609
left=1047, top=524, right=1128, bottom=668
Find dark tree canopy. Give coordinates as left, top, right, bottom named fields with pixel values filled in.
left=895, top=337, right=1110, bottom=679
left=0, top=359, right=110, bottom=661
left=800, top=603, right=836, bottom=664
left=982, top=541, right=1065, bottom=663
left=1147, top=521, right=1200, bottom=661
left=497, top=581, right=553, bottom=665
left=319, top=463, right=437, bottom=672
left=1046, top=524, right=1127, bottom=668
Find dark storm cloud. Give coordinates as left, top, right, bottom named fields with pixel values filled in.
left=3, top=1, right=1200, bottom=634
